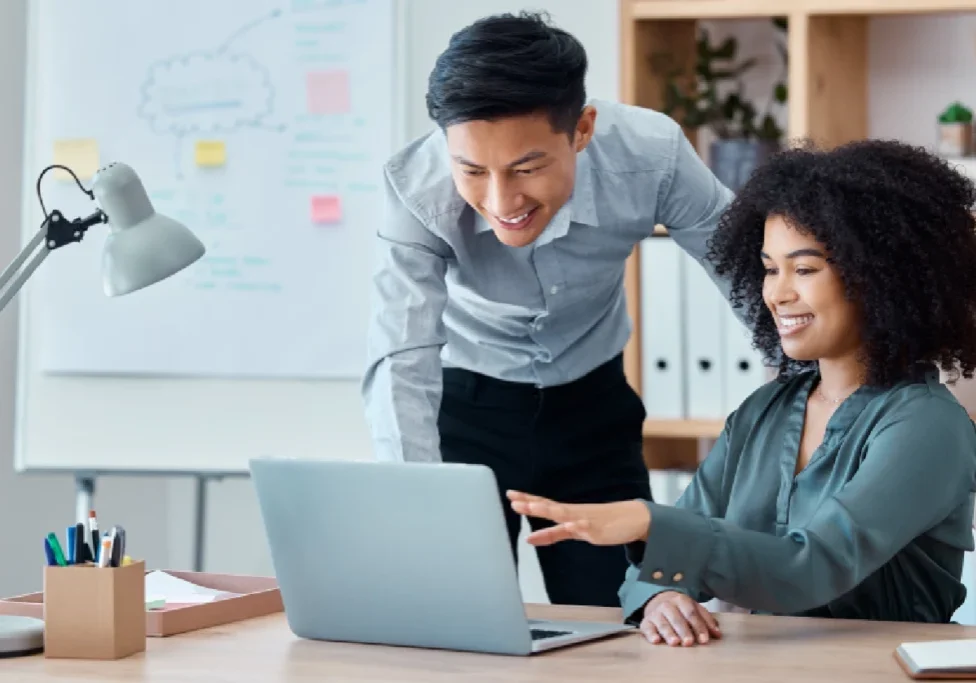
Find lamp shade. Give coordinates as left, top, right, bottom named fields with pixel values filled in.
left=92, top=162, right=205, bottom=296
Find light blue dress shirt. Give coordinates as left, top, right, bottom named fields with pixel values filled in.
left=362, top=100, right=735, bottom=462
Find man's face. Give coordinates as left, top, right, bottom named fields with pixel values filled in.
left=444, top=106, right=596, bottom=248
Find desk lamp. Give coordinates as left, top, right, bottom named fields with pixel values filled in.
left=0, top=161, right=205, bottom=313
left=0, top=162, right=204, bottom=656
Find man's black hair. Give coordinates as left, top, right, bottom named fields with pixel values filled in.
left=426, top=11, right=587, bottom=135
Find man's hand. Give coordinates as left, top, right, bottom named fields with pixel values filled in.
left=640, top=591, right=721, bottom=646
left=506, top=490, right=651, bottom=546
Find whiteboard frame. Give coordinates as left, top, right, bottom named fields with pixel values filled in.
left=13, top=0, right=408, bottom=476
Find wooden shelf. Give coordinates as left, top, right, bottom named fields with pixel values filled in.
left=631, top=0, right=976, bottom=19
left=644, top=419, right=724, bottom=439
left=804, top=0, right=976, bottom=14
left=631, top=0, right=787, bottom=20
left=621, top=0, right=976, bottom=468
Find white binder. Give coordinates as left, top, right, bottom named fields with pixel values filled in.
left=722, top=305, right=767, bottom=413
left=681, top=252, right=725, bottom=419
left=639, top=238, right=685, bottom=419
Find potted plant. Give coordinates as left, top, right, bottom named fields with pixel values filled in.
left=652, top=18, right=788, bottom=192
left=937, top=101, right=974, bottom=157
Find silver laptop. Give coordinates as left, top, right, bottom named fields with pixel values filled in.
left=249, top=457, right=634, bottom=655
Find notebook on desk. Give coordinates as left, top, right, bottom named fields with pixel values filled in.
left=895, top=639, right=976, bottom=679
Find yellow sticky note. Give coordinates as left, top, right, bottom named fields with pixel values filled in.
left=52, top=138, right=100, bottom=180
left=195, top=140, right=226, bottom=167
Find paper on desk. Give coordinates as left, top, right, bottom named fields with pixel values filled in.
left=144, top=570, right=240, bottom=605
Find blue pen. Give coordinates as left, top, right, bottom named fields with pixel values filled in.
left=66, top=525, right=76, bottom=564
left=43, top=538, right=56, bottom=566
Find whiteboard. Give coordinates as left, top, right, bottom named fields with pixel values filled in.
left=26, top=0, right=395, bottom=379
left=15, top=0, right=404, bottom=473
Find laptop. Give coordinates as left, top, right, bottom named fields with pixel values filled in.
left=249, top=457, right=635, bottom=656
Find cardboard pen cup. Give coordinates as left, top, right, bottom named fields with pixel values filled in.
left=42, top=560, right=146, bottom=660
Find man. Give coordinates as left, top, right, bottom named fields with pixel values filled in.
left=361, top=12, right=734, bottom=608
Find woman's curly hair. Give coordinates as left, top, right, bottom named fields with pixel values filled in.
left=705, top=138, right=976, bottom=387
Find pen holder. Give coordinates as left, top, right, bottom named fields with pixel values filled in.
left=43, top=560, right=146, bottom=659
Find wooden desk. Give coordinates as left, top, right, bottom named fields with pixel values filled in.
left=7, top=604, right=976, bottom=681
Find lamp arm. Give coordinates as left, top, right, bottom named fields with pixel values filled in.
left=0, top=209, right=108, bottom=314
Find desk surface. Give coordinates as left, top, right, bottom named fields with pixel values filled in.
left=8, top=604, right=976, bottom=682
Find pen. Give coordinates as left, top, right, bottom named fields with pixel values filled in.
left=66, top=525, right=77, bottom=564
left=89, top=510, right=99, bottom=564
left=46, top=532, right=67, bottom=567
left=44, top=538, right=56, bottom=566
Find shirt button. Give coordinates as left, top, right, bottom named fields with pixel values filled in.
left=672, top=572, right=684, bottom=582
left=651, top=570, right=663, bottom=580
left=549, top=285, right=559, bottom=295
left=535, top=322, right=544, bottom=331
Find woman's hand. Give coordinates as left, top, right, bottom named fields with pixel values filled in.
left=506, top=490, right=650, bottom=546
left=640, top=591, right=721, bottom=646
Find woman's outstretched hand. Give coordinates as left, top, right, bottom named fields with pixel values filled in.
left=506, top=490, right=651, bottom=546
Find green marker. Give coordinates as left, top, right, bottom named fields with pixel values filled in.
left=46, top=532, right=67, bottom=567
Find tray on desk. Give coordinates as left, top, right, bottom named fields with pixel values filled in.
left=0, top=570, right=283, bottom=637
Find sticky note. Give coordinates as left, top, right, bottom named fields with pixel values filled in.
left=306, top=70, right=350, bottom=114
left=195, top=140, right=226, bottom=167
left=52, top=138, right=99, bottom=180
left=311, top=195, right=342, bottom=224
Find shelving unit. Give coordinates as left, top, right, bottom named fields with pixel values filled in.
left=619, top=0, right=976, bottom=471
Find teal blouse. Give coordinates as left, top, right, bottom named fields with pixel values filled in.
left=620, top=367, right=976, bottom=623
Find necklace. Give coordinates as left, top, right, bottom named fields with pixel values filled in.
left=816, top=384, right=857, bottom=405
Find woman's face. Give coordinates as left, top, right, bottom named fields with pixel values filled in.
left=761, top=215, right=862, bottom=362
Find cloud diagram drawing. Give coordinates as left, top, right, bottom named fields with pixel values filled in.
left=138, top=51, right=276, bottom=136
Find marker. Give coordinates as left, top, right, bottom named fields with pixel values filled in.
left=98, top=535, right=113, bottom=568
left=45, top=532, right=67, bottom=567
left=43, top=538, right=56, bottom=566
left=89, top=510, right=99, bottom=564
left=109, top=526, right=126, bottom=568
left=66, top=525, right=76, bottom=564
left=74, top=523, right=87, bottom=564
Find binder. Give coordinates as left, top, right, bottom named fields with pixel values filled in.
left=680, top=251, right=725, bottom=419
left=639, top=238, right=685, bottom=419
left=721, top=304, right=768, bottom=413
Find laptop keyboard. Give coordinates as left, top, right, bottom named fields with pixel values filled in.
left=530, top=628, right=572, bottom=641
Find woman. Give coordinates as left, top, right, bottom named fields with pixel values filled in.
left=508, top=139, right=976, bottom=646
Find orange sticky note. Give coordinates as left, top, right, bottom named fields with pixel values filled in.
left=195, top=140, right=226, bottom=167
left=306, top=70, right=350, bottom=114
left=311, top=195, right=342, bottom=224
left=52, top=138, right=100, bottom=180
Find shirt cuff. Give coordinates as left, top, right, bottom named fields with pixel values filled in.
left=636, top=502, right=716, bottom=595
left=618, top=562, right=692, bottom=625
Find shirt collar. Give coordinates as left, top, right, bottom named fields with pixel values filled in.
left=472, top=150, right=599, bottom=240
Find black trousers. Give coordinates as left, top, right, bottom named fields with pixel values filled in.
left=438, top=354, right=652, bottom=608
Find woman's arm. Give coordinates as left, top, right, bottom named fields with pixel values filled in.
left=511, top=416, right=735, bottom=623
left=516, top=395, right=976, bottom=616
left=618, top=426, right=731, bottom=621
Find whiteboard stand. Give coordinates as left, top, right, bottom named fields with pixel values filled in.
left=71, top=471, right=247, bottom=572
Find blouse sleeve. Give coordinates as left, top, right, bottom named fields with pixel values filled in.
left=618, top=421, right=732, bottom=623
left=628, top=395, right=976, bottom=616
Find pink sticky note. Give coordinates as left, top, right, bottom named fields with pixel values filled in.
left=306, top=70, right=350, bottom=114
left=311, top=195, right=342, bottom=224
